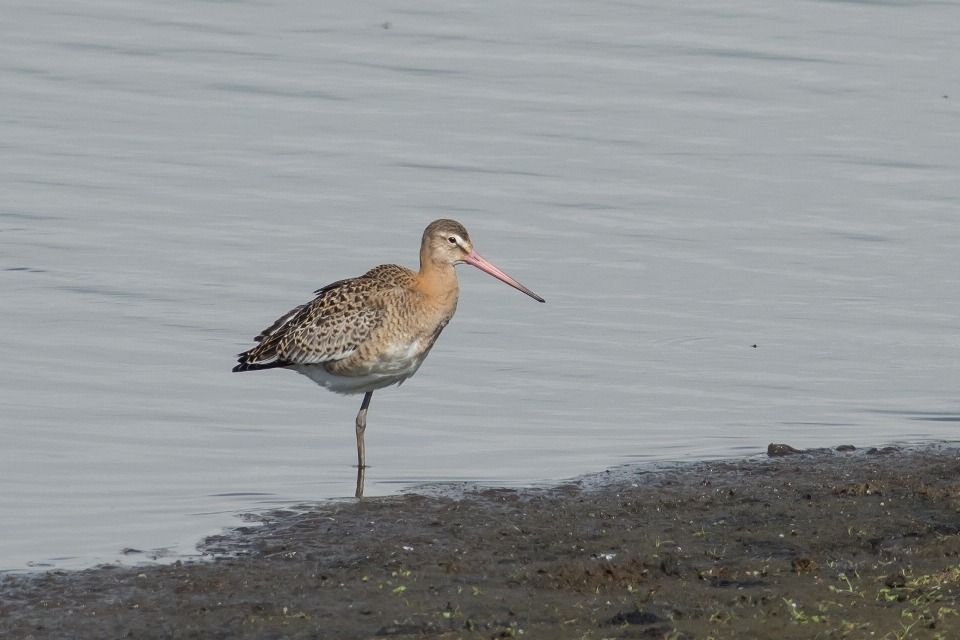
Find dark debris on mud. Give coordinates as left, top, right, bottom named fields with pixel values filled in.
left=4, top=445, right=960, bottom=639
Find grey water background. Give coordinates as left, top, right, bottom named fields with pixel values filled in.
left=1, top=0, right=958, bottom=571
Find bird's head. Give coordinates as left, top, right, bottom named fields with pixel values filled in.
left=421, top=219, right=544, bottom=303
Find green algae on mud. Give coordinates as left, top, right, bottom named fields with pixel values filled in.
left=3, top=445, right=960, bottom=639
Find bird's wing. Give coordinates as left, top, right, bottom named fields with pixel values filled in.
left=252, top=304, right=307, bottom=343
left=274, top=289, right=382, bottom=364
left=234, top=269, right=409, bottom=371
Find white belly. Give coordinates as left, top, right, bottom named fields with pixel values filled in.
left=289, top=338, right=430, bottom=395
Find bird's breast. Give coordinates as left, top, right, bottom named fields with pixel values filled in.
left=375, top=337, right=426, bottom=371
left=321, top=284, right=456, bottom=379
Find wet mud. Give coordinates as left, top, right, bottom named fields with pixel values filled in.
left=4, top=444, right=960, bottom=639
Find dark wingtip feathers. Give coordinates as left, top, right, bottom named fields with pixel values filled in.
left=232, top=352, right=288, bottom=373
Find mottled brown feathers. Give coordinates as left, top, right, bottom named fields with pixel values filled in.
left=233, top=264, right=420, bottom=372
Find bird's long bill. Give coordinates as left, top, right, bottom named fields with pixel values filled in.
left=463, top=251, right=545, bottom=303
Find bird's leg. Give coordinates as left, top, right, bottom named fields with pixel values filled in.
left=355, top=391, right=372, bottom=499
left=356, top=391, right=372, bottom=468
left=355, top=464, right=365, bottom=500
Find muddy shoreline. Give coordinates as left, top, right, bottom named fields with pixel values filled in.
left=4, top=444, right=960, bottom=639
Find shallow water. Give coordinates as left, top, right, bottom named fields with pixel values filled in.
left=1, top=0, right=958, bottom=571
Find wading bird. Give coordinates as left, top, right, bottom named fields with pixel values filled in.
left=233, top=219, right=544, bottom=497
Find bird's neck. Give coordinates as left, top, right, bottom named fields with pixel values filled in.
left=417, top=257, right=460, bottom=306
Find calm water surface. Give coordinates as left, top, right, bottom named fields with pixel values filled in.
left=1, top=0, right=959, bottom=570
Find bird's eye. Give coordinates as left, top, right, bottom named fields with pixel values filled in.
left=448, top=236, right=457, bottom=244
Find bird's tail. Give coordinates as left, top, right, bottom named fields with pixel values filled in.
left=232, top=350, right=287, bottom=373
